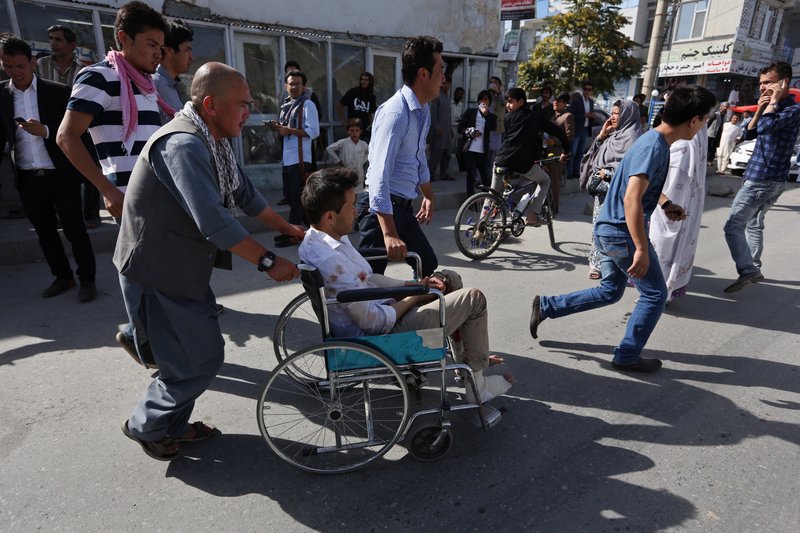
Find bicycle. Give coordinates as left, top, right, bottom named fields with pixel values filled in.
left=453, top=157, right=561, bottom=260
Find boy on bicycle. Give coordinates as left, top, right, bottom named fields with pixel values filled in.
left=492, top=87, right=570, bottom=226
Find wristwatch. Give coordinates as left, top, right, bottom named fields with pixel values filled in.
left=257, top=250, right=277, bottom=271
left=660, top=199, right=673, bottom=210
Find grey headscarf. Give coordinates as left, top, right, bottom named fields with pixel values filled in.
left=579, top=99, right=643, bottom=189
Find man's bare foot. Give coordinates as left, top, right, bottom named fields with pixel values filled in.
left=488, top=354, right=504, bottom=366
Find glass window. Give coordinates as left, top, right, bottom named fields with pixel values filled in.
left=373, top=53, right=399, bottom=108
left=285, top=37, right=329, bottom=121
left=13, top=1, right=99, bottom=64
left=235, top=33, right=281, bottom=165
left=748, top=0, right=780, bottom=43
left=331, top=43, right=365, bottom=139
left=100, top=12, right=116, bottom=54
left=184, top=25, right=226, bottom=78
left=673, top=0, right=707, bottom=41
left=468, top=59, right=490, bottom=103
left=1, top=2, right=13, bottom=35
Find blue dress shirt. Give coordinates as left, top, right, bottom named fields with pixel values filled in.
left=366, top=85, right=431, bottom=215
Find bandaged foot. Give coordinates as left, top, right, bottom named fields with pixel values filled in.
left=465, top=370, right=513, bottom=404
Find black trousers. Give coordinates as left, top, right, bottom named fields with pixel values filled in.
left=282, top=164, right=307, bottom=226
left=464, top=151, right=490, bottom=196
left=82, top=176, right=100, bottom=221
left=357, top=193, right=438, bottom=277
left=17, top=171, right=96, bottom=282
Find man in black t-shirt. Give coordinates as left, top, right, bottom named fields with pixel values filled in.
left=336, top=71, right=376, bottom=140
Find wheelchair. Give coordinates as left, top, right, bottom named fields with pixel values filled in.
left=258, top=252, right=501, bottom=474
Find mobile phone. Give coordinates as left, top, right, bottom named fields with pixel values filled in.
left=14, top=116, right=26, bottom=124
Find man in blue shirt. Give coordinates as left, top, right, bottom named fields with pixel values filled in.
left=153, top=19, right=193, bottom=122
left=723, top=62, right=800, bottom=293
left=529, top=87, right=716, bottom=373
left=358, top=36, right=444, bottom=276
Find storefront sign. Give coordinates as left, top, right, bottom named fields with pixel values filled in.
left=501, top=0, right=536, bottom=21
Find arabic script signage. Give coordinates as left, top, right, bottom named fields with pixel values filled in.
left=501, top=0, right=536, bottom=20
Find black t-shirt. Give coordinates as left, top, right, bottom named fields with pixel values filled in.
left=495, top=107, right=570, bottom=174
left=340, top=87, right=376, bottom=123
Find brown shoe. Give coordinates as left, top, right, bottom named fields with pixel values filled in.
left=78, top=282, right=97, bottom=302
left=42, top=278, right=76, bottom=298
left=115, top=331, right=158, bottom=369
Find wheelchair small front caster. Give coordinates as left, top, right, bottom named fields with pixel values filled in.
left=407, top=423, right=453, bottom=462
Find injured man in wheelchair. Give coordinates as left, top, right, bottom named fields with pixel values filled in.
left=299, top=167, right=514, bottom=405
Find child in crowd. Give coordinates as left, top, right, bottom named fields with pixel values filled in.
left=326, top=118, right=370, bottom=194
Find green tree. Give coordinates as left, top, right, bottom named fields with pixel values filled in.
left=518, top=0, right=643, bottom=95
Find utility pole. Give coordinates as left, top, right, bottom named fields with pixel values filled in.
left=641, top=0, right=671, bottom=99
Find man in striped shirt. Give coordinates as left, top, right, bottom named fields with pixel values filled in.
left=56, top=1, right=169, bottom=220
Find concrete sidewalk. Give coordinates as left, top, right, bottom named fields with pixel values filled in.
left=0, top=169, right=740, bottom=266
left=0, top=172, right=478, bottom=265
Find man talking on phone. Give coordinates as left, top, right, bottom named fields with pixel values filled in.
left=722, top=61, right=800, bottom=293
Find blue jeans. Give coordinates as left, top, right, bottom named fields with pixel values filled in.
left=540, top=230, right=668, bottom=364
left=723, top=179, right=785, bottom=275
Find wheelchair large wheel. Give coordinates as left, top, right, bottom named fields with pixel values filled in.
left=258, top=341, right=410, bottom=474
left=273, top=293, right=323, bottom=364
left=454, top=192, right=507, bottom=260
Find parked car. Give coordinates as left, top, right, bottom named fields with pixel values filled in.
left=727, top=138, right=800, bottom=181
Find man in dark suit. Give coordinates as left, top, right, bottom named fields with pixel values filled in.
left=1, top=37, right=96, bottom=301
left=568, top=82, right=596, bottom=178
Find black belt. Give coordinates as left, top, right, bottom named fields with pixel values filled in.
left=390, top=194, right=413, bottom=209
left=18, top=168, right=58, bottom=177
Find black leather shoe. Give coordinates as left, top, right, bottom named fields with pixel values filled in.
left=42, top=278, right=76, bottom=298
left=612, top=357, right=663, bottom=373
left=78, top=282, right=97, bottom=302
left=723, top=272, right=764, bottom=293
left=529, top=295, right=544, bottom=339
left=115, top=331, right=158, bottom=369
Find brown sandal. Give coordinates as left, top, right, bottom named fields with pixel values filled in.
left=121, top=420, right=179, bottom=461
left=174, top=421, right=221, bottom=443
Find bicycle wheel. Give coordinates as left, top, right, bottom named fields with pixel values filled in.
left=454, top=192, right=507, bottom=260
left=258, top=341, right=410, bottom=474
left=542, top=192, right=556, bottom=249
left=273, top=293, right=323, bottom=364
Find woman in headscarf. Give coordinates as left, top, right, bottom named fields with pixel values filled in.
left=579, top=99, right=643, bottom=278
left=649, top=125, right=708, bottom=303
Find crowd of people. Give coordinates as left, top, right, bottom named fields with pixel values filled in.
left=2, top=0, right=799, bottom=462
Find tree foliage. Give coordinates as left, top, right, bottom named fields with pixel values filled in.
left=518, top=0, right=643, bottom=95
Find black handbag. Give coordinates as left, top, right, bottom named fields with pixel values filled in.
left=588, top=169, right=611, bottom=198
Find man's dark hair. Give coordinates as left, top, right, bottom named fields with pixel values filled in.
left=633, top=93, right=645, bottom=102
left=401, top=36, right=443, bottom=85
left=1, top=37, right=32, bottom=59
left=47, top=25, right=76, bottom=44
left=477, top=89, right=493, bottom=105
left=760, top=61, right=793, bottom=80
left=164, top=19, right=193, bottom=51
left=302, top=168, right=360, bottom=225
left=540, top=84, right=553, bottom=96
left=454, top=86, right=464, bottom=94
left=555, top=92, right=571, bottom=104
left=285, top=69, right=306, bottom=85
left=284, top=60, right=300, bottom=72
left=114, top=1, right=168, bottom=48
left=490, top=76, right=502, bottom=86
left=506, top=87, right=526, bottom=102
left=582, top=81, right=594, bottom=89
left=660, top=86, right=717, bottom=126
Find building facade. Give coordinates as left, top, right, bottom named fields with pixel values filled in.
left=1, top=0, right=503, bottom=190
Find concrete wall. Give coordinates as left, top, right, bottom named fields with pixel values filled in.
left=201, top=0, right=501, bottom=55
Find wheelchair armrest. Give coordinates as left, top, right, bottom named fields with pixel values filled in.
left=356, top=247, right=388, bottom=258
left=335, top=284, right=429, bottom=303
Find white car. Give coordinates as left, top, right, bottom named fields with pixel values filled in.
left=727, top=139, right=800, bottom=181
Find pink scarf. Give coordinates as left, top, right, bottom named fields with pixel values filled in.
left=106, top=51, right=176, bottom=151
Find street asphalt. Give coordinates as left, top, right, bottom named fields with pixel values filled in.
left=1, top=173, right=798, bottom=532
